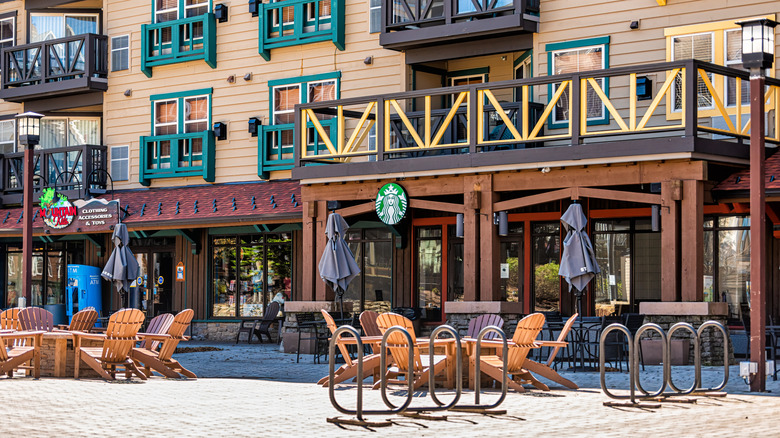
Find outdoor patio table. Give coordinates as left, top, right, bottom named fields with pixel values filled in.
left=39, top=331, right=102, bottom=378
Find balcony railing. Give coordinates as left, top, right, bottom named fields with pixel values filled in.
left=0, top=145, right=108, bottom=205
left=139, top=131, right=215, bottom=186
left=258, top=0, right=344, bottom=61
left=258, top=119, right=337, bottom=178
left=293, top=60, right=780, bottom=179
left=0, top=34, right=108, bottom=102
left=141, top=13, right=217, bottom=78
left=380, top=0, right=538, bottom=50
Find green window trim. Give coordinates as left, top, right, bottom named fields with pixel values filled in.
left=546, top=36, right=610, bottom=130
left=258, top=0, right=345, bottom=61
left=141, top=13, right=217, bottom=78
left=140, top=89, right=215, bottom=185
left=259, top=72, right=341, bottom=179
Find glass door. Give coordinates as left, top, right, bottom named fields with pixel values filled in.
left=416, top=226, right=443, bottom=322
left=134, top=251, right=174, bottom=317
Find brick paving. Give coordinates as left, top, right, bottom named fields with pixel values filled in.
left=3, top=342, right=779, bottom=437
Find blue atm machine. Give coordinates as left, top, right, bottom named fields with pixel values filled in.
left=66, top=265, right=103, bottom=321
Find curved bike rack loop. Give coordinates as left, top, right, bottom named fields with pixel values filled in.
left=326, top=325, right=411, bottom=427
left=633, top=323, right=669, bottom=398
left=451, top=325, right=509, bottom=412
left=666, top=322, right=698, bottom=395
left=599, top=324, right=637, bottom=403
left=425, top=325, right=463, bottom=411
left=695, top=321, right=729, bottom=393
left=378, top=325, right=418, bottom=412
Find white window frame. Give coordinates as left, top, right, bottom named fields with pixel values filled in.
left=307, top=79, right=337, bottom=103
left=111, top=34, right=130, bottom=72
left=271, top=84, right=301, bottom=125
left=369, top=0, right=381, bottom=33
left=184, top=0, right=210, bottom=17
left=0, top=16, right=15, bottom=48
left=514, top=56, right=531, bottom=80
left=110, top=145, right=129, bottom=181
left=0, top=119, right=16, bottom=153
left=154, top=99, right=178, bottom=136
left=29, top=13, right=99, bottom=41
left=448, top=74, right=486, bottom=87
left=550, top=44, right=606, bottom=124
left=155, top=0, right=179, bottom=23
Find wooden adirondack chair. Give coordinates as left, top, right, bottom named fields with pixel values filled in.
left=373, top=312, right=450, bottom=390
left=469, top=312, right=548, bottom=393
left=66, top=308, right=99, bottom=332
left=72, top=308, right=147, bottom=380
left=18, top=308, right=54, bottom=332
left=359, top=310, right=381, bottom=354
left=317, top=309, right=382, bottom=387
left=140, top=313, right=175, bottom=352
left=0, top=331, right=43, bottom=379
left=131, top=309, right=197, bottom=379
left=467, top=314, right=505, bottom=340
left=522, top=313, right=579, bottom=390
left=0, top=308, right=21, bottom=330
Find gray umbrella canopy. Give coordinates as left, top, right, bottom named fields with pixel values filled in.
left=101, top=223, right=139, bottom=295
left=318, top=213, right=360, bottom=293
left=558, top=202, right=600, bottom=292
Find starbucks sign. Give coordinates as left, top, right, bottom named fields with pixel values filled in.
left=375, top=183, right=408, bottom=225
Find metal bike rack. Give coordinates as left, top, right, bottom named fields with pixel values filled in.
left=425, top=325, right=463, bottom=411
left=695, top=321, right=729, bottom=393
left=450, top=325, right=509, bottom=414
left=666, top=322, right=698, bottom=395
left=326, top=325, right=413, bottom=427
left=599, top=324, right=639, bottom=405
left=632, top=323, right=669, bottom=398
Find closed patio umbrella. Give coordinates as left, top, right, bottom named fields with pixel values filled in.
left=318, top=213, right=360, bottom=319
left=558, top=201, right=600, bottom=369
left=101, top=223, right=139, bottom=309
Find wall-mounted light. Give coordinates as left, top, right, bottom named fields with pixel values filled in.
left=651, top=205, right=660, bottom=232
left=327, top=200, right=342, bottom=211
left=540, top=166, right=551, bottom=173
left=248, top=117, right=261, bottom=136
left=363, top=56, right=373, bottom=65
left=214, top=3, right=229, bottom=22
left=455, top=213, right=464, bottom=238
left=636, top=76, right=652, bottom=100
left=123, top=89, right=132, bottom=97
left=493, top=211, right=508, bottom=236
left=213, top=122, right=227, bottom=140
left=248, top=0, right=260, bottom=16
left=243, top=72, right=252, bottom=81
left=629, top=20, right=640, bottom=30
left=226, top=75, right=235, bottom=84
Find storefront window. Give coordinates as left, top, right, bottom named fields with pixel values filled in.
left=211, top=233, right=292, bottom=318
left=5, top=242, right=80, bottom=308
left=447, top=225, right=464, bottom=303
left=532, top=222, right=560, bottom=312
left=416, top=226, right=442, bottom=320
left=704, top=216, right=750, bottom=321
left=345, top=228, right=393, bottom=313
left=499, top=223, right=524, bottom=303
left=592, top=219, right=661, bottom=315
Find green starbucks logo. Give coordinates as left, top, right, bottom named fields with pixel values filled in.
left=375, top=183, right=407, bottom=225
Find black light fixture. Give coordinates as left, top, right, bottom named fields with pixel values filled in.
left=636, top=76, right=652, bottom=100
left=651, top=205, right=660, bottom=232
left=248, top=117, right=261, bottom=136
left=248, top=0, right=260, bottom=17
left=327, top=200, right=341, bottom=211
left=629, top=20, right=639, bottom=30
left=455, top=213, right=464, bottom=238
left=214, top=3, right=228, bottom=22
left=738, top=18, right=777, bottom=70
left=17, top=111, right=43, bottom=146
left=494, top=211, right=508, bottom=236
left=213, top=122, right=227, bottom=140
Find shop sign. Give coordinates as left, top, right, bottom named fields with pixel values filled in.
left=36, top=189, right=121, bottom=234
left=176, top=262, right=185, bottom=282
left=38, top=188, right=76, bottom=229
left=375, top=183, right=408, bottom=225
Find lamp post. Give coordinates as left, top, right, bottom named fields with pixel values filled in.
left=738, top=18, right=776, bottom=393
left=15, top=111, right=44, bottom=309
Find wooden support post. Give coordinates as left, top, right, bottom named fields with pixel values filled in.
left=680, top=180, right=703, bottom=302
left=315, top=200, right=331, bottom=301
left=660, top=180, right=681, bottom=302
left=477, top=176, right=500, bottom=301
left=301, top=199, right=317, bottom=301
left=749, top=74, right=767, bottom=392
left=463, top=177, right=480, bottom=301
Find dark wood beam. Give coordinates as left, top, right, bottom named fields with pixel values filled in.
left=493, top=188, right=573, bottom=212
left=336, top=202, right=375, bottom=217
left=408, top=199, right=464, bottom=213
